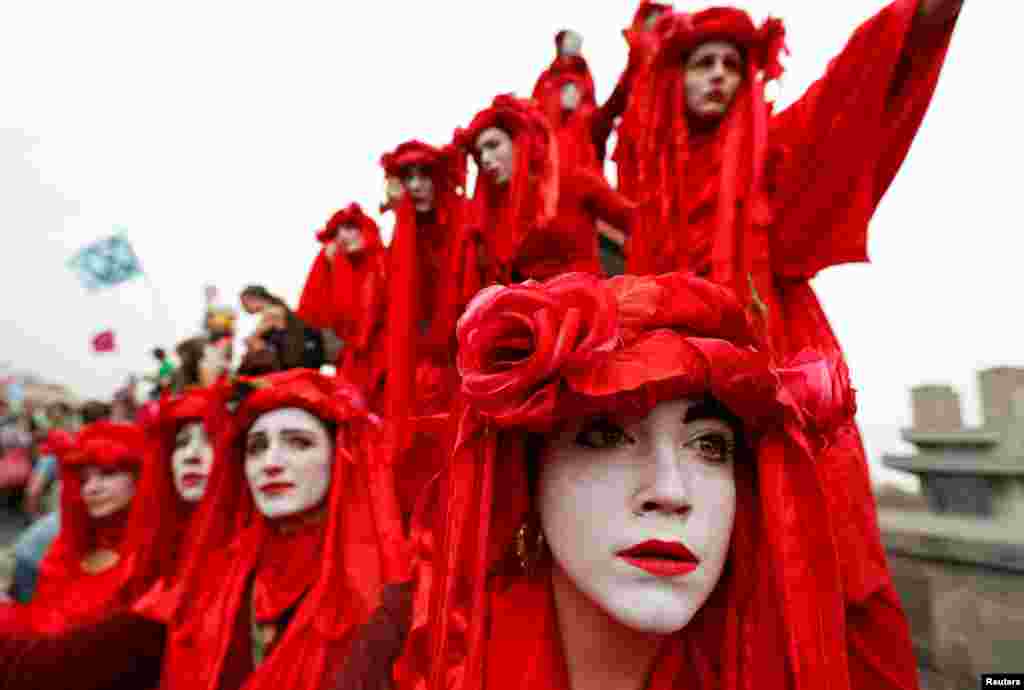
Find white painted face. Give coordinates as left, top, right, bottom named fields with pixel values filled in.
left=80, top=465, right=138, bottom=519
left=403, top=165, right=435, bottom=213
left=336, top=224, right=365, bottom=254
left=475, top=127, right=515, bottom=186
left=558, top=30, right=583, bottom=57
left=244, top=407, right=333, bottom=520
left=538, top=398, right=737, bottom=634
left=560, top=82, right=581, bottom=112
left=684, top=41, right=744, bottom=121
left=171, top=421, right=214, bottom=503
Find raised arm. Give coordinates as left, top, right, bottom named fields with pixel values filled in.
left=769, top=0, right=961, bottom=280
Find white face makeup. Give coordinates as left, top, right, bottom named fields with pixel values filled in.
left=336, top=224, right=365, bottom=254
left=475, top=127, right=515, bottom=186
left=244, top=407, right=333, bottom=520
left=560, top=82, right=581, bottom=112
left=538, top=398, right=737, bottom=635
left=684, top=41, right=744, bottom=121
left=402, top=165, right=435, bottom=213
left=171, top=421, right=214, bottom=503
left=558, top=30, right=583, bottom=57
left=80, top=465, right=137, bottom=519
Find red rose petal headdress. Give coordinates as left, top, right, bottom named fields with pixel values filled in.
left=401, top=272, right=855, bottom=690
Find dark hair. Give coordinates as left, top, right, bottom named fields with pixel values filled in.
left=173, top=337, right=208, bottom=392
left=80, top=400, right=113, bottom=424
left=240, top=285, right=307, bottom=371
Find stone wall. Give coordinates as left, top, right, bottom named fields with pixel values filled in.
left=888, top=552, right=1024, bottom=690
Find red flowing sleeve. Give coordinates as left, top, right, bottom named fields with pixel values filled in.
left=296, top=249, right=335, bottom=331
left=578, top=168, right=637, bottom=234
left=769, top=0, right=958, bottom=280
left=355, top=253, right=387, bottom=353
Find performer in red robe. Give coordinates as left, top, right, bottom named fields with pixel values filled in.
left=396, top=271, right=911, bottom=690
left=454, top=95, right=635, bottom=282
left=379, top=141, right=474, bottom=521
left=160, top=370, right=407, bottom=690
left=621, top=2, right=961, bottom=687
left=0, top=422, right=168, bottom=689
left=297, top=204, right=389, bottom=405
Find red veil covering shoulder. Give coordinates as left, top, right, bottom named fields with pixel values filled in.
left=531, top=33, right=605, bottom=176
left=161, top=370, right=408, bottom=690
left=132, top=386, right=227, bottom=623
left=455, top=95, right=635, bottom=283
left=380, top=141, right=471, bottom=516
left=395, top=272, right=918, bottom=690
left=0, top=423, right=171, bottom=689
left=297, top=204, right=389, bottom=403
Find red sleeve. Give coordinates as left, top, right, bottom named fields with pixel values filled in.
left=356, top=254, right=387, bottom=352
left=579, top=168, right=637, bottom=235
left=769, top=0, right=958, bottom=280
left=296, top=249, right=335, bottom=330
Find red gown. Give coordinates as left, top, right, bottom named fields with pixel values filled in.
left=624, top=3, right=957, bottom=688
left=297, top=203, right=389, bottom=406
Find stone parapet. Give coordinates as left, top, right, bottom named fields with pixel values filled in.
left=910, top=384, right=963, bottom=432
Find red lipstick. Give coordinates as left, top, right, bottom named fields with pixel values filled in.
left=618, top=540, right=700, bottom=578
left=260, top=482, right=295, bottom=496
left=182, top=473, right=205, bottom=488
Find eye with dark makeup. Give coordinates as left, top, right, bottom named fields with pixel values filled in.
left=686, top=432, right=736, bottom=464
left=575, top=417, right=637, bottom=449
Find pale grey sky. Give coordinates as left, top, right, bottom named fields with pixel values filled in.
left=0, top=1, right=1015, bottom=486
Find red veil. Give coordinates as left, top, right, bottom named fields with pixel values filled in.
left=162, top=370, right=407, bottom=690
left=395, top=272, right=914, bottom=690
left=297, top=203, right=389, bottom=401
left=453, top=95, right=559, bottom=283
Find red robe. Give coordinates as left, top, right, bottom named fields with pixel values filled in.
left=624, top=3, right=957, bottom=687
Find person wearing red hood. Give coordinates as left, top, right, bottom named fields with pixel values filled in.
left=0, top=422, right=167, bottom=688
left=160, top=370, right=408, bottom=690
left=297, top=203, right=389, bottom=406
left=395, top=272, right=911, bottom=690
left=618, top=2, right=962, bottom=688
left=454, top=95, right=635, bottom=283
left=379, top=140, right=476, bottom=521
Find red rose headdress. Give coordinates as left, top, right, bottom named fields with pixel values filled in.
left=401, top=272, right=855, bottom=690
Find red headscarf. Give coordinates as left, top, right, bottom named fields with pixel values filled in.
left=297, top=202, right=386, bottom=337
left=132, top=387, right=225, bottom=622
left=397, top=272, right=859, bottom=690
left=380, top=141, right=469, bottom=457
left=16, top=422, right=152, bottom=634
left=163, top=370, right=407, bottom=690
left=627, top=8, right=787, bottom=312
left=453, top=95, right=559, bottom=283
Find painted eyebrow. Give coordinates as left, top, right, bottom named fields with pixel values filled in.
left=683, top=400, right=734, bottom=426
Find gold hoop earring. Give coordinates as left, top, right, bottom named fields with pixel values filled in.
left=516, top=519, right=546, bottom=575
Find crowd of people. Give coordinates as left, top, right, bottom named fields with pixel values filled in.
left=0, top=1, right=962, bottom=688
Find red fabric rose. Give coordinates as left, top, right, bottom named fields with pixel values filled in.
left=457, top=273, right=619, bottom=431
left=777, top=349, right=857, bottom=439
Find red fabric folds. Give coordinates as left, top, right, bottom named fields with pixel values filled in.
left=162, top=370, right=408, bottom=690
left=396, top=272, right=870, bottom=690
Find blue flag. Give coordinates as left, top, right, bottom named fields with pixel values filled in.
left=68, top=234, right=144, bottom=292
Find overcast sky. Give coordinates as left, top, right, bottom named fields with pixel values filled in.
left=0, top=1, right=1014, bottom=486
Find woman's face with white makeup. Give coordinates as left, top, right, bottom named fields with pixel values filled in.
left=538, top=398, right=738, bottom=634
left=80, top=465, right=137, bottom=519
left=475, top=127, right=515, bottom=186
left=560, top=82, right=582, bottom=112
left=402, top=165, right=435, bottom=213
left=336, top=224, right=365, bottom=254
left=684, top=41, right=744, bottom=121
left=244, top=407, right=334, bottom=520
left=171, top=421, right=214, bottom=503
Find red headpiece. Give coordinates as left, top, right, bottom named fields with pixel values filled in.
left=168, top=370, right=407, bottom=690
left=315, top=202, right=384, bottom=249
left=531, top=31, right=597, bottom=128
left=628, top=7, right=788, bottom=316
left=399, top=272, right=855, bottom=690
left=453, top=95, right=559, bottom=279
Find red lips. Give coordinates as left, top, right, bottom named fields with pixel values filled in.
left=260, top=482, right=295, bottom=496
left=618, top=540, right=700, bottom=578
left=181, top=473, right=206, bottom=488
